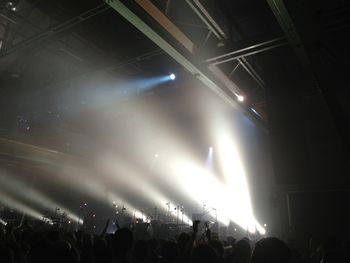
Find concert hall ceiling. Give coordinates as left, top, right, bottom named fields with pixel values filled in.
left=1, top=0, right=350, bottom=238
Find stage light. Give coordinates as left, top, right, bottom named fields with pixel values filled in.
left=248, top=228, right=256, bottom=234
left=0, top=218, right=7, bottom=226
left=0, top=192, right=43, bottom=221
left=0, top=172, right=81, bottom=224
left=260, top=228, right=266, bottom=235
left=237, top=95, right=244, bottom=102
left=216, top=132, right=266, bottom=233
left=170, top=73, right=176, bottom=80
left=97, top=152, right=193, bottom=225
left=251, top=108, right=262, bottom=119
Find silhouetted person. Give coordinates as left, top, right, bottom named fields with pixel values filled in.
left=177, top=232, right=191, bottom=262
left=95, top=237, right=113, bottom=263
left=132, top=240, right=151, bottom=263
left=251, top=237, right=291, bottom=263
left=0, top=246, right=14, bottom=263
left=230, top=239, right=251, bottom=263
left=53, top=240, right=78, bottom=263
left=113, top=227, right=134, bottom=262
left=209, top=240, right=224, bottom=262
left=191, top=243, right=218, bottom=263
left=161, top=240, right=178, bottom=263
left=319, top=236, right=349, bottom=263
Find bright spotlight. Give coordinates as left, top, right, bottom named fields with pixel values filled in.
left=0, top=218, right=7, bottom=226
left=154, top=153, right=159, bottom=158
left=169, top=73, right=176, bottom=80
left=237, top=95, right=244, bottom=102
left=248, top=226, right=257, bottom=233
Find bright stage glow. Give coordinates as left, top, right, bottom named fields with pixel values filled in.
left=60, top=159, right=192, bottom=226
left=95, top=152, right=193, bottom=225
left=0, top=172, right=81, bottom=224
left=0, top=192, right=43, bottom=221
left=169, top=73, right=176, bottom=80
left=237, top=95, right=245, bottom=102
left=218, top=134, right=265, bottom=233
left=206, top=147, right=214, bottom=172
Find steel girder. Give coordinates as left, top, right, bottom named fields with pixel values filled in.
left=105, top=0, right=266, bottom=130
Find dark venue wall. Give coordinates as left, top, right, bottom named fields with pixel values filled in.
left=264, top=0, right=350, bottom=243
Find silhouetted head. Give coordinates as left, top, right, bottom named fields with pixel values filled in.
left=0, top=246, right=14, bottom=263
left=191, top=243, right=218, bottom=263
left=133, top=240, right=150, bottom=263
left=177, top=232, right=190, bottom=253
left=251, top=237, right=291, bottom=263
left=233, top=239, right=251, bottom=263
left=113, top=228, right=134, bottom=259
left=162, top=240, right=178, bottom=262
left=209, top=240, right=224, bottom=258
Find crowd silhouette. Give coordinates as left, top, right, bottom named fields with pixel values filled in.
left=0, top=219, right=349, bottom=263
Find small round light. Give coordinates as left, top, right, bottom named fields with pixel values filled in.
left=154, top=154, right=159, bottom=158
left=170, top=73, right=176, bottom=80
left=237, top=95, right=244, bottom=102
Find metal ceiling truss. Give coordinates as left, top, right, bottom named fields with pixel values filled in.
left=0, top=3, right=109, bottom=58
left=105, top=0, right=266, bottom=130
left=132, top=0, right=242, bottom=97
left=238, top=57, right=265, bottom=89
left=265, top=0, right=311, bottom=68
left=185, top=0, right=227, bottom=41
left=184, top=0, right=286, bottom=92
left=205, top=37, right=287, bottom=66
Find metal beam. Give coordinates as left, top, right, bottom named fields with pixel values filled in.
left=265, top=0, right=311, bottom=68
left=192, top=0, right=227, bottom=39
left=266, top=0, right=350, bottom=155
left=0, top=137, right=74, bottom=166
left=105, top=0, right=265, bottom=129
left=134, top=0, right=247, bottom=97
left=185, top=0, right=267, bottom=91
left=185, top=0, right=225, bottom=40
left=238, top=57, right=265, bottom=89
left=205, top=37, right=287, bottom=65
left=0, top=3, right=109, bottom=58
